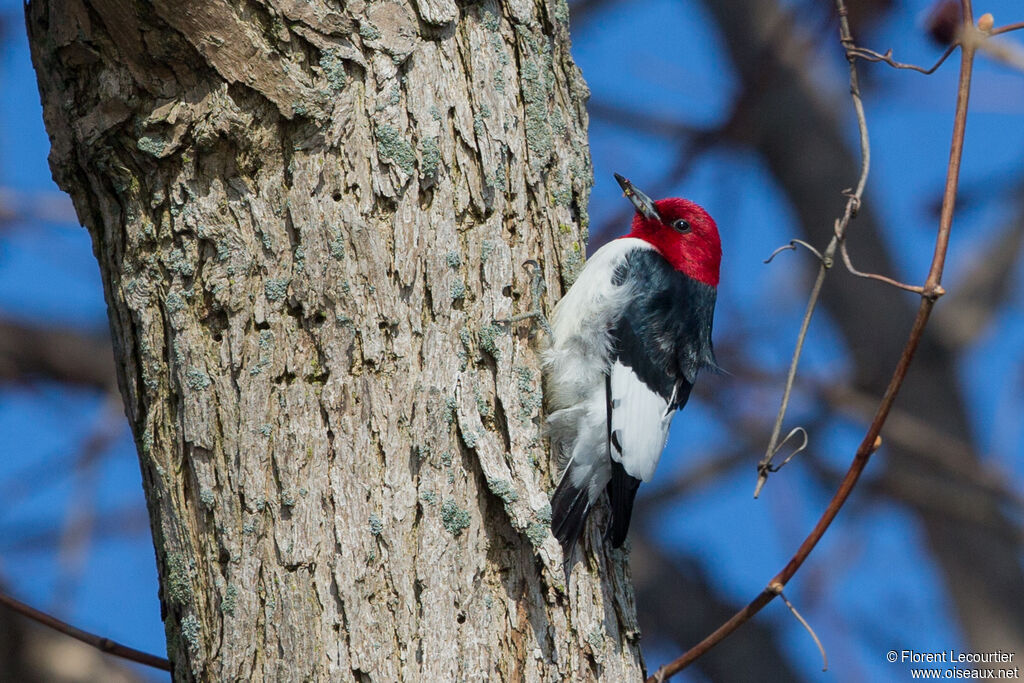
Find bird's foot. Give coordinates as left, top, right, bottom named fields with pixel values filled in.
left=494, top=260, right=552, bottom=338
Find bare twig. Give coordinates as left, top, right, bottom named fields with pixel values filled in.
left=777, top=588, right=828, bottom=671
left=0, top=589, right=171, bottom=671
left=766, top=427, right=809, bottom=472
left=755, top=427, right=810, bottom=499
left=847, top=43, right=958, bottom=74
left=755, top=1, right=871, bottom=496
left=763, top=240, right=824, bottom=264
left=837, top=238, right=926, bottom=294
left=991, top=21, right=1024, bottom=36
left=648, top=0, right=978, bottom=678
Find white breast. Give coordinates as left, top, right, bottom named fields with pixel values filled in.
left=543, top=237, right=654, bottom=414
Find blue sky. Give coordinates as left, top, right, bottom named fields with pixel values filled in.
left=1, top=0, right=1022, bottom=680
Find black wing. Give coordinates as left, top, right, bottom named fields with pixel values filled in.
left=604, top=248, right=717, bottom=547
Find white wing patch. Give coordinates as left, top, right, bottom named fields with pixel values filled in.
left=609, top=361, right=674, bottom=482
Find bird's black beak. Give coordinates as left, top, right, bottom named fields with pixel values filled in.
left=614, top=173, right=661, bottom=221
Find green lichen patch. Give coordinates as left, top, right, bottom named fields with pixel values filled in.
left=481, top=240, right=495, bottom=262
left=525, top=522, right=548, bottom=547
left=490, top=164, right=507, bottom=189
left=487, top=478, right=518, bottom=505
left=250, top=330, right=274, bottom=377
left=534, top=503, right=552, bottom=526
left=473, top=106, right=491, bottom=141
left=185, top=368, right=211, bottom=391
left=550, top=183, right=572, bottom=208
left=481, top=4, right=500, bottom=31
left=440, top=499, right=471, bottom=535
left=359, top=21, right=381, bottom=41
left=521, top=58, right=552, bottom=164
left=369, top=513, right=384, bottom=536
left=457, top=327, right=472, bottom=371
left=563, top=244, right=583, bottom=287
left=478, top=323, right=501, bottom=358
left=445, top=251, right=462, bottom=269
left=450, top=279, right=467, bottom=300
left=264, top=278, right=290, bottom=302
left=553, top=0, right=570, bottom=24
left=489, top=33, right=509, bottom=66
left=166, top=553, right=193, bottom=605
left=420, top=136, right=441, bottom=178
left=319, top=48, right=347, bottom=92
left=166, top=247, right=196, bottom=278
left=514, top=366, right=543, bottom=421
left=166, top=292, right=185, bottom=313
left=374, top=123, right=415, bottom=174
left=329, top=227, right=346, bottom=260
left=474, top=386, right=492, bottom=419
left=443, top=397, right=458, bottom=426
left=181, top=614, right=201, bottom=656
left=221, top=584, right=238, bottom=615
left=137, top=135, right=167, bottom=157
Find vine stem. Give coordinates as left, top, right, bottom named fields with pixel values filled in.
left=754, top=0, right=871, bottom=496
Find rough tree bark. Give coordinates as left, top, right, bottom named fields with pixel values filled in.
left=27, top=0, right=643, bottom=679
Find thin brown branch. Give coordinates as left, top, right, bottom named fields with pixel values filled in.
left=991, top=20, right=1024, bottom=36
left=847, top=43, right=958, bottom=74
left=0, top=590, right=171, bottom=671
left=763, top=239, right=824, bottom=264
left=648, top=2, right=979, bottom=679
left=837, top=238, right=926, bottom=294
left=926, top=32, right=976, bottom=292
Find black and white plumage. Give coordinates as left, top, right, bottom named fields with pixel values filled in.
left=544, top=175, right=722, bottom=570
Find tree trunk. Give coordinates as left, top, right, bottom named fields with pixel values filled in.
left=27, top=1, right=643, bottom=679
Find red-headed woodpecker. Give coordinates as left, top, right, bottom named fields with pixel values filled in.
left=545, top=174, right=722, bottom=570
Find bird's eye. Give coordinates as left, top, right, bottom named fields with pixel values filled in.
left=671, top=219, right=692, bottom=234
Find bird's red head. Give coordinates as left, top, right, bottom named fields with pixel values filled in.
left=615, top=174, right=721, bottom=287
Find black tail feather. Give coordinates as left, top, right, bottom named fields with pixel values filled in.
left=550, top=472, right=591, bottom=570
left=605, top=460, right=642, bottom=548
